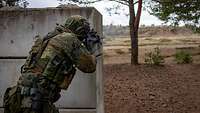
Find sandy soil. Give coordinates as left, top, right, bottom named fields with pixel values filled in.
left=104, top=64, right=200, bottom=113
left=103, top=35, right=200, bottom=113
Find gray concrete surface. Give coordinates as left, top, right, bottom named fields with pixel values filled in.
left=0, top=7, right=103, bottom=113
left=0, top=7, right=102, bottom=56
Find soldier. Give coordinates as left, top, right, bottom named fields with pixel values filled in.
left=3, top=15, right=97, bottom=113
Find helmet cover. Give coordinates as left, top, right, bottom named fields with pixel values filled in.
left=64, top=15, right=90, bottom=41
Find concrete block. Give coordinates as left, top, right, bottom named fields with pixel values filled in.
left=0, top=7, right=104, bottom=113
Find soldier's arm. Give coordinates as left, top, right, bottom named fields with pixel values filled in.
left=67, top=35, right=96, bottom=73
left=72, top=43, right=96, bottom=73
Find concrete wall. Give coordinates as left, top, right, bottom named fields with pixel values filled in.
left=0, top=7, right=103, bottom=113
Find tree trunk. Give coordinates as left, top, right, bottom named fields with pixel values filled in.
left=129, top=21, right=136, bottom=65
left=131, top=30, right=139, bottom=65
left=129, top=0, right=138, bottom=65
left=129, top=0, right=142, bottom=65
left=129, top=26, right=138, bottom=65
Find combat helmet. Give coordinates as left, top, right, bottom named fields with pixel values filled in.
left=64, top=15, right=90, bottom=41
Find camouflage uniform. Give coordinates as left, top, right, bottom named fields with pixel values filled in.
left=3, top=15, right=96, bottom=113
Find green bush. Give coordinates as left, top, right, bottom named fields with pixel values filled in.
left=145, top=47, right=165, bottom=65
left=174, top=51, right=193, bottom=64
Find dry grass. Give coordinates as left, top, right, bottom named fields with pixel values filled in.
left=103, top=35, right=200, bottom=64
left=115, top=49, right=126, bottom=55
left=159, top=39, right=172, bottom=43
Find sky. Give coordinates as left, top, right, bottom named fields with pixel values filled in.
left=27, top=0, right=164, bottom=26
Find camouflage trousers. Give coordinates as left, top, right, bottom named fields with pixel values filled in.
left=3, top=85, right=59, bottom=113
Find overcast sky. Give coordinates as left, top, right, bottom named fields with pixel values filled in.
left=27, top=0, right=164, bottom=26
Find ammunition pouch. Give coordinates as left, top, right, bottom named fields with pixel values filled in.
left=19, top=75, right=61, bottom=112
left=37, top=77, right=61, bottom=103
left=3, top=86, right=22, bottom=113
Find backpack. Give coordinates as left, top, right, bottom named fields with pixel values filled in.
left=21, top=25, right=67, bottom=73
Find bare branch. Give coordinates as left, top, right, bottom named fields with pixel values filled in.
left=64, top=0, right=129, bottom=6
left=134, top=1, right=138, bottom=5
left=109, top=0, right=129, bottom=6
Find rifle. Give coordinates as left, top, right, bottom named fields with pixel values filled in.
left=83, top=29, right=103, bottom=57
left=57, top=24, right=103, bottom=57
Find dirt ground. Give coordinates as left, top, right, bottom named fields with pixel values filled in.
left=103, top=35, right=200, bottom=113
left=104, top=64, right=200, bottom=113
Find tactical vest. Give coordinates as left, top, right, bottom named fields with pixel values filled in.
left=21, top=25, right=76, bottom=89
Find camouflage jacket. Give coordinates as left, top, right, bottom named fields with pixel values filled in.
left=20, top=26, right=96, bottom=90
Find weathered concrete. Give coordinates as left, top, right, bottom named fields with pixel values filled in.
left=0, top=7, right=102, bottom=56
left=0, top=7, right=104, bottom=113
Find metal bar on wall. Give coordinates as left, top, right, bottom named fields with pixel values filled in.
left=0, top=56, right=27, bottom=59
left=0, top=107, right=96, bottom=109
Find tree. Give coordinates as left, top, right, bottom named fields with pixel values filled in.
left=60, top=0, right=143, bottom=65
left=0, top=0, right=28, bottom=8
left=149, top=0, right=200, bottom=32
